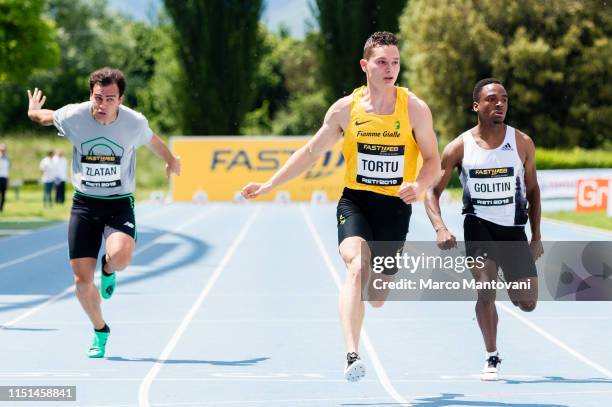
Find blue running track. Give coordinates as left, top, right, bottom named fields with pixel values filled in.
left=1, top=202, right=611, bottom=406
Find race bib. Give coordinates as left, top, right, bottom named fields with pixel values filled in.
left=467, top=167, right=514, bottom=206
left=356, top=143, right=404, bottom=186
left=81, top=155, right=122, bottom=188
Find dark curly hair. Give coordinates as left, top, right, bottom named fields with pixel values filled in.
left=89, top=67, right=126, bottom=97
left=363, top=31, right=399, bottom=59
left=473, top=78, right=502, bottom=102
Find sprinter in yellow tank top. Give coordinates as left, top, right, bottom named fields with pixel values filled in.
left=241, top=32, right=441, bottom=382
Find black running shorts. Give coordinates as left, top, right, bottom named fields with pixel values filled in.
left=463, top=215, right=537, bottom=282
left=337, top=188, right=411, bottom=274
left=68, top=192, right=137, bottom=259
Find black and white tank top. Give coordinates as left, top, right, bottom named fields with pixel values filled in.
left=460, top=126, right=528, bottom=226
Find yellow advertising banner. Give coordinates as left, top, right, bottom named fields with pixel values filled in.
left=171, top=137, right=346, bottom=201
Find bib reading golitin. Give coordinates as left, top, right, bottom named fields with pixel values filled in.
left=343, top=86, right=419, bottom=197
left=53, top=102, right=153, bottom=196
left=460, top=126, right=528, bottom=226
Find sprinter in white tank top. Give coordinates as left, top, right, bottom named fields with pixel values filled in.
left=425, top=78, right=543, bottom=381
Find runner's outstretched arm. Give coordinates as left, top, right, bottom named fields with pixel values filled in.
left=521, top=132, right=543, bottom=259
left=398, top=96, right=441, bottom=204
left=241, top=97, right=349, bottom=199
left=27, top=88, right=54, bottom=126
left=424, top=137, right=463, bottom=249
left=147, top=135, right=181, bottom=177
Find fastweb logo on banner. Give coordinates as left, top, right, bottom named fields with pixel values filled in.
left=304, top=150, right=344, bottom=180
left=171, top=137, right=346, bottom=201
left=209, top=148, right=344, bottom=180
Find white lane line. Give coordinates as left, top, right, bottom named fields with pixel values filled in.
left=138, top=206, right=261, bottom=407
left=75, top=388, right=612, bottom=407
left=0, top=206, right=217, bottom=330
left=0, top=222, right=66, bottom=243
left=93, top=395, right=399, bottom=407
left=0, top=285, right=73, bottom=330
left=499, top=302, right=612, bottom=378
left=394, top=219, right=612, bottom=378
left=0, top=242, right=67, bottom=271
left=3, top=375, right=612, bottom=386
left=0, top=230, right=31, bottom=236
left=99, top=389, right=612, bottom=407
left=301, top=205, right=411, bottom=407
left=0, top=205, right=178, bottom=272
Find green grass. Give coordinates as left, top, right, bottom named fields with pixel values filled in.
left=0, top=132, right=73, bottom=183
left=444, top=190, right=612, bottom=231
left=2, top=132, right=612, bottom=234
left=536, top=148, right=612, bottom=170
left=0, top=131, right=169, bottom=229
left=0, top=220, right=60, bottom=236
left=0, top=188, right=71, bottom=222
left=0, top=188, right=70, bottom=235
left=0, top=132, right=168, bottom=189
left=543, top=210, right=612, bottom=231
left=446, top=147, right=612, bottom=188
left=0, top=186, right=160, bottom=234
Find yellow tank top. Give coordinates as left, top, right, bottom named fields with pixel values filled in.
left=342, top=86, right=420, bottom=197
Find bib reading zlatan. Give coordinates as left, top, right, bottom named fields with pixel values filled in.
left=343, top=86, right=419, bottom=197
left=53, top=102, right=153, bottom=196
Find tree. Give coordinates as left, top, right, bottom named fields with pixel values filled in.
left=164, top=0, right=263, bottom=135
left=0, top=0, right=59, bottom=131
left=241, top=29, right=329, bottom=136
left=34, top=0, right=154, bottom=108
left=401, top=0, right=611, bottom=148
left=133, top=19, right=183, bottom=134
left=0, top=0, right=180, bottom=133
left=21, top=0, right=171, bottom=133
left=314, top=0, right=407, bottom=101
left=270, top=31, right=328, bottom=135
left=0, top=0, right=59, bottom=83
left=241, top=25, right=291, bottom=135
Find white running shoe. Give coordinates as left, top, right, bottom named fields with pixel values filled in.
left=344, top=352, right=366, bottom=382
left=481, top=355, right=501, bottom=381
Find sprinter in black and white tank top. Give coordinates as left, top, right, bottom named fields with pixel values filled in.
left=460, top=124, right=528, bottom=226
left=425, top=78, right=542, bottom=382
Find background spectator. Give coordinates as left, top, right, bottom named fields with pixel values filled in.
left=53, top=148, right=68, bottom=204
left=40, top=150, right=55, bottom=207
left=0, top=144, right=9, bottom=212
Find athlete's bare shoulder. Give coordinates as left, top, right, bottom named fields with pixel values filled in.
left=447, top=133, right=465, bottom=151
left=330, top=95, right=352, bottom=113
left=326, top=95, right=352, bottom=131
left=406, top=91, right=435, bottom=134
left=406, top=90, right=428, bottom=108
left=442, top=132, right=464, bottom=166
left=406, top=90, right=431, bottom=116
left=514, top=128, right=535, bottom=161
left=515, top=128, right=535, bottom=147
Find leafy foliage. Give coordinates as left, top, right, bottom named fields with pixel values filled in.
left=0, top=0, right=60, bottom=83
left=164, top=0, right=263, bottom=135
left=401, top=0, right=611, bottom=147
left=314, top=0, right=407, bottom=101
